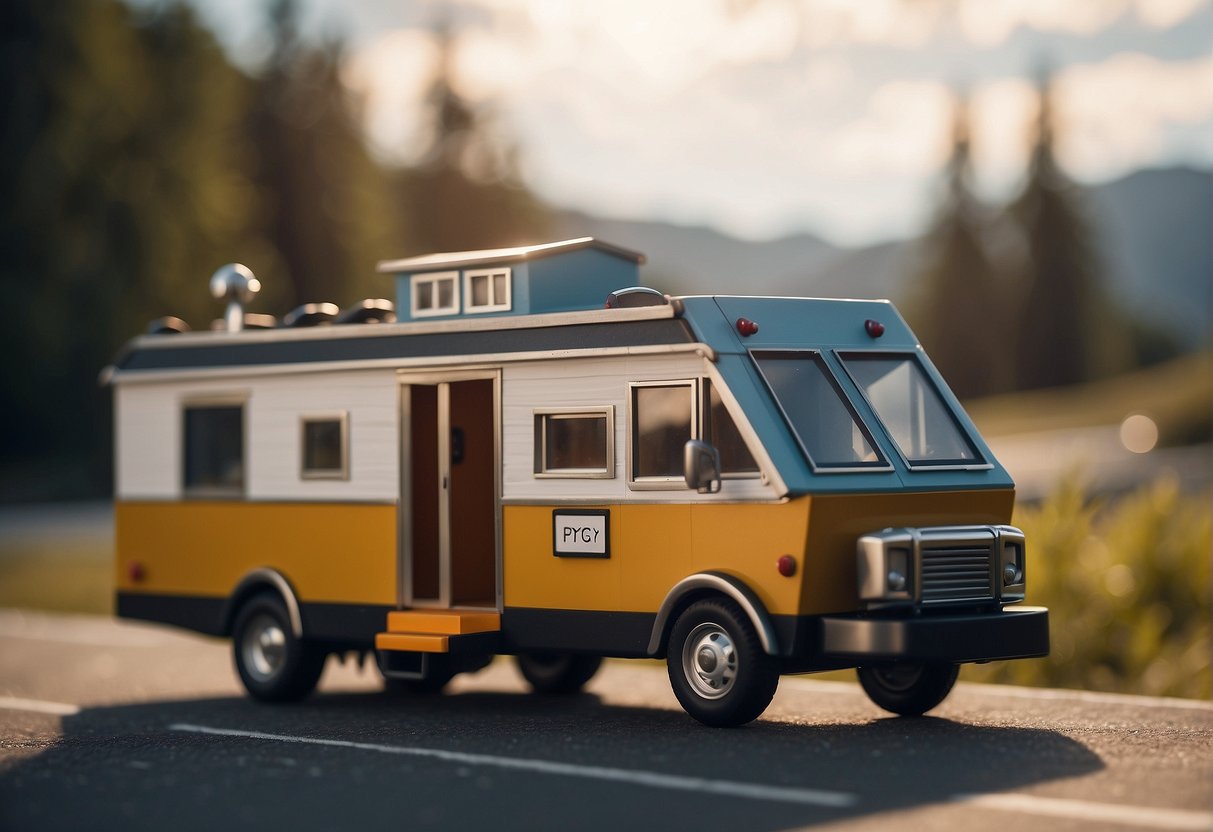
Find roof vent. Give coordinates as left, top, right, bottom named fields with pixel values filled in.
left=147, top=316, right=191, bottom=335
left=337, top=298, right=396, bottom=325
left=605, top=287, right=667, bottom=309
left=210, top=264, right=260, bottom=333
left=282, top=302, right=339, bottom=328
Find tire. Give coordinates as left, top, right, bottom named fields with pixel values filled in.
left=857, top=662, right=959, bottom=716
left=516, top=653, right=603, bottom=694
left=666, top=598, right=779, bottom=727
left=231, top=593, right=326, bottom=702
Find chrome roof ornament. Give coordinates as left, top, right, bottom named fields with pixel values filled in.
left=210, top=263, right=261, bottom=333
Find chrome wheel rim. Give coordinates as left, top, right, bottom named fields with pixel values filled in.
left=241, top=613, right=287, bottom=683
left=682, top=622, right=737, bottom=700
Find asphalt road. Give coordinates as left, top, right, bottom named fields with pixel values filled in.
left=1, top=609, right=1210, bottom=832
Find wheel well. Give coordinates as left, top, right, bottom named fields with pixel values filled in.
left=222, top=569, right=303, bottom=639
left=647, top=572, right=780, bottom=658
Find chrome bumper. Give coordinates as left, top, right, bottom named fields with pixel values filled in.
left=818, top=606, right=1049, bottom=663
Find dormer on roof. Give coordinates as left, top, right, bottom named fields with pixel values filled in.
left=376, top=237, right=645, bottom=321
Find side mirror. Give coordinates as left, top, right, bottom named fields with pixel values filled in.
left=684, top=440, right=722, bottom=494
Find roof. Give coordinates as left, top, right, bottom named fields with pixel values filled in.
left=376, top=237, right=646, bottom=273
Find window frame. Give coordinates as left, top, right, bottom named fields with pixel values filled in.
left=463, top=267, right=512, bottom=314
left=700, top=379, right=762, bottom=480
left=532, top=407, right=615, bottom=479
left=410, top=271, right=460, bottom=318
left=300, top=411, right=350, bottom=481
left=181, top=394, right=247, bottom=499
left=750, top=350, right=892, bottom=474
left=627, top=379, right=699, bottom=490
left=835, top=350, right=990, bottom=471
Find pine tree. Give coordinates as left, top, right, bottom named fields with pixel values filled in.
left=906, top=94, right=1006, bottom=398
left=1008, top=72, right=1122, bottom=390
left=394, top=25, right=550, bottom=253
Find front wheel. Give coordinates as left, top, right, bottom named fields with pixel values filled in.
left=666, top=599, right=779, bottom=727
left=857, top=662, right=959, bottom=716
left=516, top=653, right=603, bottom=694
left=232, top=593, right=326, bottom=702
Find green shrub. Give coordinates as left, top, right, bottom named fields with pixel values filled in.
left=966, top=473, right=1211, bottom=699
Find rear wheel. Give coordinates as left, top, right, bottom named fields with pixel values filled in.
left=857, top=662, right=959, bottom=716
left=516, top=653, right=603, bottom=694
left=666, top=599, right=779, bottom=727
left=232, top=593, right=326, bottom=702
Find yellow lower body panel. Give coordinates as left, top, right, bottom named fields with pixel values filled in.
left=115, top=501, right=397, bottom=605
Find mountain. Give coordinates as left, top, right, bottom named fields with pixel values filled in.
left=555, top=167, right=1211, bottom=346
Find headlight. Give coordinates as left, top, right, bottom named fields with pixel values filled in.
left=997, top=527, right=1026, bottom=601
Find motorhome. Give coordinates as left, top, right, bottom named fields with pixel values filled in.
left=108, top=238, right=1048, bottom=726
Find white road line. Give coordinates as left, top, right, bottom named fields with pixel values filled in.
left=0, top=696, right=81, bottom=716
left=954, top=793, right=1213, bottom=831
left=168, top=723, right=857, bottom=808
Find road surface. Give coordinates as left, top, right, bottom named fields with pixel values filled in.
left=1, top=609, right=1210, bottom=831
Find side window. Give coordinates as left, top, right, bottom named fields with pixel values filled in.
left=183, top=402, right=244, bottom=497
left=533, top=408, right=614, bottom=478
left=301, top=413, right=349, bottom=480
left=704, top=381, right=759, bottom=477
left=630, top=382, right=695, bottom=485
left=411, top=271, right=459, bottom=317
left=464, top=267, right=511, bottom=313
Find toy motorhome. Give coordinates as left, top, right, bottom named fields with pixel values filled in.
left=108, top=238, right=1048, bottom=726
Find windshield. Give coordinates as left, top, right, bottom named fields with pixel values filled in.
left=752, top=352, right=886, bottom=470
left=840, top=353, right=982, bottom=467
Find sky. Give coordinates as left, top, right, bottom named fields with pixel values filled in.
left=175, top=0, right=1212, bottom=246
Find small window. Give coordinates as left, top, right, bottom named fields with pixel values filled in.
left=464, top=267, right=511, bottom=313
left=301, top=413, right=349, bottom=480
left=704, top=381, right=759, bottom=477
left=534, top=408, right=614, bottom=478
left=630, top=382, right=695, bottom=485
left=411, top=271, right=459, bottom=317
left=183, top=402, right=244, bottom=496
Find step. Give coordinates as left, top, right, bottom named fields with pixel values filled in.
left=375, top=632, right=449, bottom=653
left=385, top=609, right=501, bottom=636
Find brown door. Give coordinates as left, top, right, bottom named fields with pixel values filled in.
left=400, top=374, right=498, bottom=609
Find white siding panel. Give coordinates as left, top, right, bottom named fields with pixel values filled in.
left=501, top=353, right=777, bottom=503
left=115, top=369, right=398, bottom=502
left=115, top=383, right=181, bottom=499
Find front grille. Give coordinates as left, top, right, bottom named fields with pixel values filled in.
left=920, top=543, right=993, bottom=604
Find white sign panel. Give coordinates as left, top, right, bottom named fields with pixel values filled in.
left=552, top=510, right=610, bottom=558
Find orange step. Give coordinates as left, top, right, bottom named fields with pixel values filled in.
left=385, top=610, right=501, bottom=636
left=375, top=633, right=449, bottom=653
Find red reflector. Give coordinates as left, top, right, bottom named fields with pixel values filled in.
left=736, top=317, right=759, bottom=337
left=777, top=555, right=797, bottom=577
left=864, top=319, right=885, bottom=338
left=128, top=561, right=146, bottom=583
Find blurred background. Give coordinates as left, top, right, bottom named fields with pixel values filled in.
left=1, top=0, right=1209, bottom=698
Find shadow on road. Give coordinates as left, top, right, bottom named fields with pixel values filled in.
left=1, top=688, right=1103, bottom=831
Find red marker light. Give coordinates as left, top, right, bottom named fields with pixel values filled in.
left=777, top=555, right=797, bottom=577
left=864, top=319, right=885, bottom=338
left=736, top=317, right=759, bottom=337
left=128, top=561, right=146, bottom=583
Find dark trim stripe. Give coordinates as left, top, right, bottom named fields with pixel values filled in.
left=500, top=607, right=656, bottom=658
left=117, top=319, right=696, bottom=372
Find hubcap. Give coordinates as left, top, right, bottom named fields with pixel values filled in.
left=241, top=613, right=287, bottom=683
left=682, top=622, right=737, bottom=699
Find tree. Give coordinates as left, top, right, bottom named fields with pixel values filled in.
left=906, top=93, right=1007, bottom=398
left=1008, top=72, right=1126, bottom=390
left=243, top=0, right=403, bottom=310
left=393, top=25, right=550, bottom=253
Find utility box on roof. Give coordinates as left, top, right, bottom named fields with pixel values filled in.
left=377, top=237, right=646, bottom=321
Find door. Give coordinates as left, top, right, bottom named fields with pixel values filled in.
left=399, top=372, right=499, bottom=609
